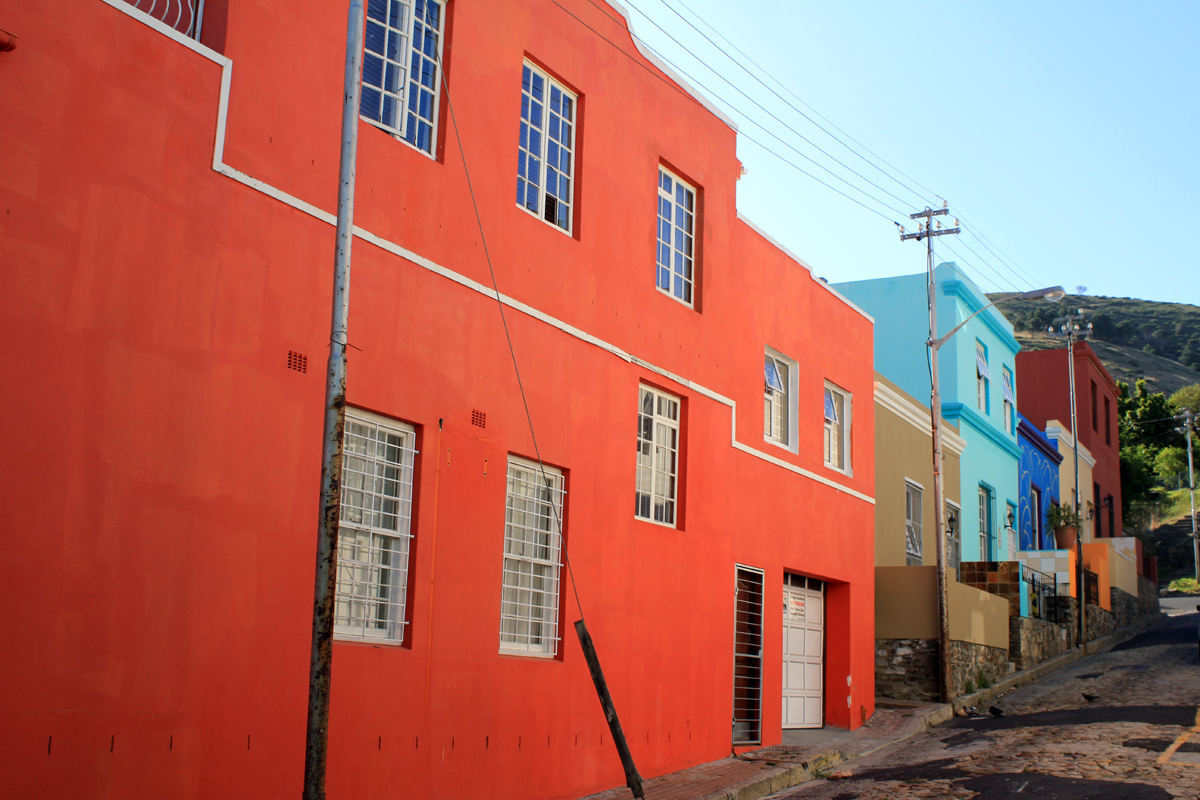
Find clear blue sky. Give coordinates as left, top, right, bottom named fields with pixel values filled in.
left=617, top=0, right=1200, bottom=305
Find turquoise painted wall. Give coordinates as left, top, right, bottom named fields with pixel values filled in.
left=835, top=263, right=1021, bottom=562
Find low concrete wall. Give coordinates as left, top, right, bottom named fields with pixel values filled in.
left=876, top=567, right=1009, bottom=649
left=1009, top=615, right=1069, bottom=671
left=1109, top=537, right=1141, bottom=596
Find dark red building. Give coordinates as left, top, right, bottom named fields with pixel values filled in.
left=1016, top=342, right=1122, bottom=538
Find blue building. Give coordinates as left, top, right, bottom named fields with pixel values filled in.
left=834, top=262, right=1022, bottom=562
left=1017, top=412, right=1062, bottom=551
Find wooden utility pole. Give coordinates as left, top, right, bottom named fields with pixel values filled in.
left=900, top=205, right=960, bottom=703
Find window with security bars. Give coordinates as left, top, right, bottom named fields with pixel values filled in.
left=905, top=482, right=923, bottom=566
left=360, top=0, right=444, bottom=155
left=656, top=168, right=696, bottom=305
left=335, top=411, right=417, bottom=642
left=823, top=385, right=849, bottom=471
left=764, top=353, right=790, bottom=446
left=635, top=386, right=681, bottom=526
left=499, top=457, right=565, bottom=656
left=516, top=62, right=576, bottom=233
left=732, top=567, right=764, bottom=745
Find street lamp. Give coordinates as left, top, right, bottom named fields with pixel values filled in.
left=901, top=211, right=1063, bottom=702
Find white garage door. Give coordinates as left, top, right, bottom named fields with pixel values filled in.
left=782, top=574, right=824, bottom=729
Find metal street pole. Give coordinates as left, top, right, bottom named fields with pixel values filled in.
left=1184, top=409, right=1198, bottom=581
left=1054, top=313, right=1088, bottom=651
left=304, top=1, right=364, bottom=798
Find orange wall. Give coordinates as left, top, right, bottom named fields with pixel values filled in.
left=1082, top=543, right=1113, bottom=611
left=0, top=2, right=876, bottom=799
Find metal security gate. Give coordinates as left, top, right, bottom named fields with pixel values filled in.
left=782, top=574, right=824, bottom=729
left=732, top=567, right=764, bottom=745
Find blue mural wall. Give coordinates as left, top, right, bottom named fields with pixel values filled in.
left=1017, top=412, right=1062, bottom=550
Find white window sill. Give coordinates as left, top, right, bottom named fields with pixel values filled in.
left=635, top=515, right=678, bottom=530
left=360, top=117, right=438, bottom=160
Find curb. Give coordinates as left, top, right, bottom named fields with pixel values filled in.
left=951, top=611, right=1167, bottom=713
left=700, top=703, right=953, bottom=800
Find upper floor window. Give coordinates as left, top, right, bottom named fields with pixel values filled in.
left=1001, top=367, right=1014, bottom=433
left=517, top=63, right=576, bottom=233
left=975, top=342, right=990, bottom=413
left=499, top=457, right=565, bottom=656
left=1090, top=380, right=1098, bottom=431
left=905, top=481, right=923, bottom=566
left=636, top=386, right=680, bottom=526
left=335, top=411, right=418, bottom=643
left=978, top=485, right=993, bottom=560
left=1104, top=396, right=1111, bottom=445
left=361, top=0, right=444, bottom=155
left=764, top=350, right=795, bottom=448
left=656, top=168, right=696, bottom=306
left=823, top=384, right=850, bottom=472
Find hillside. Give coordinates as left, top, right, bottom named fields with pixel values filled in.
left=987, top=292, right=1200, bottom=395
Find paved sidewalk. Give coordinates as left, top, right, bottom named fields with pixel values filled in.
left=579, top=700, right=953, bottom=800
left=580, top=614, right=1167, bottom=800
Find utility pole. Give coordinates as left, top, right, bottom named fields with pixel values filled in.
left=900, top=204, right=960, bottom=703
left=1178, top=408, right=1198, bottom=581
left=1053, top=312, right=1089, bottom=650
left=304, top=1, right=364, bottom=798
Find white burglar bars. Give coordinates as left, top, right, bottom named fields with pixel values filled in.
left=500, top=457, right=566, bottom=655
left=732, top=567, right=764, bottom=745
left=336, top=412, right=417, bottom=642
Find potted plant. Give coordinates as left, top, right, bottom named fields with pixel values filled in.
left=1046, top=504, right=1082, bottom=549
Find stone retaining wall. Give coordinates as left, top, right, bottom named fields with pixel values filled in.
left=1138, top=575, right=1161, bottom=618
left=1085, top=603, right=1115, bottom=641
left=1009, top=615, right=1069, bottom=671
left=948, top=640, right=1010, bottom=697
left=1110, top=586, right=1140, bottom=630
left=875, top=638, right=938, bottom=701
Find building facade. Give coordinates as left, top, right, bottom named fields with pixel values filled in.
left=1016, top=342, right=1122, bottom=538
left=0, top=1, right=876, bottom=799
left=1017, top=412, right=1063, bottom=551
left=835, top=263, right=1022, bottom=562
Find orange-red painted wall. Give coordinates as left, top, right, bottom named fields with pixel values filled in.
left=0, top=2, right=876, bottom=799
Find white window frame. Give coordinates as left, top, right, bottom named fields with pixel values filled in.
left=516, top=61, right=577, bottom=234
left=823, top=383, right=851, bottom=474
left=360, top=0, right=445, bottom=157
left=978, top=485, right=993, bottom=561
left=945, top=501, right=962, bottom=580
left=656, top=167, right=697, bottom=306
left=976, top=342, right=990, bottom=413
left=335, top=410, right=418, bottom=644
left=764, top=348, right=797, bottom=451
left=1001, top=367, right=1014, bottom=433
left=635, top=385, right=681, bottom=527
left=905, top=480, right=923, bottom=566
left=499, top=456, right=565, bottom=657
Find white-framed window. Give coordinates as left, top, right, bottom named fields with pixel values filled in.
left=1001, top=367, right=1014, bottom=433
left=361, top=0, right=444, bottom=155
left=905, top=481, right=923, bottom=566
left=945, top=501, right=962, bottom=580
left=635, top=385, right=681, bottom=526
left=516, top=62, right=576, bottom=233
left=975, top=342, right=990, bottom=413
left=656, top=167, right=696, bottom=306
left=764, top=349, right=796, bottom=448
left=978, top=485, right=993, bottom=561
left=499, top=457, right=565, bottom=656
left=335, top=411, right=418, bottom=643
left=823, top=383, right=850, bottom=472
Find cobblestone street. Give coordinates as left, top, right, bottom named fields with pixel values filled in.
left=772, top=610, right=1200, bottom=800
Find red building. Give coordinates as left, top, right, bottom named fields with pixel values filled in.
left=0, top=1, right=876, bottom=798
left=1016, top=342, right=1122, bottom=538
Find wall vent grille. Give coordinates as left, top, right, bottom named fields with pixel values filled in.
left=471, top=410, right=486, bottom=428
left=287, top=351, right=307, bottom=373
